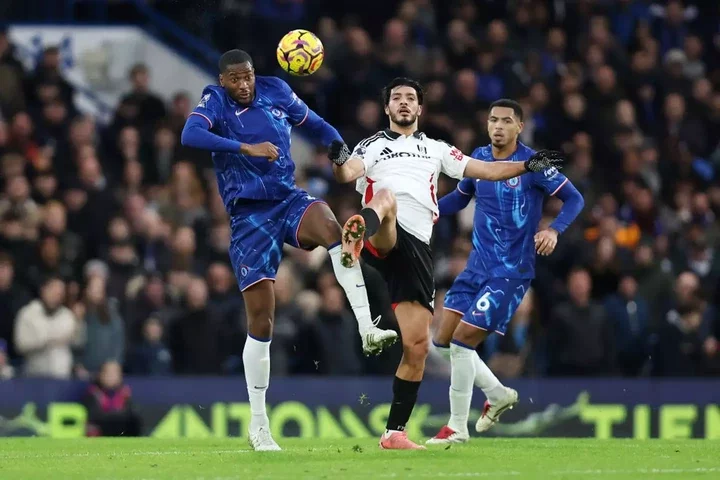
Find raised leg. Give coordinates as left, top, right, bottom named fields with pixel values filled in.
left=341, top=188, right=398, bottom=267
left=296, top=201, right=397, bottom=354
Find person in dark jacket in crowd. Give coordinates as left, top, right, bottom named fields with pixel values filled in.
left=83, top=360, right=141, bottom=436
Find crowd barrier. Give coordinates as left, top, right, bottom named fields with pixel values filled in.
left=0, top=377, right=717, bottom=439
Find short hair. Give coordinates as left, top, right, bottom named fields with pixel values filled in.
left=40, top=274, right=65, bottom=288
left=382, top=77, right=424, bottom=106
left=129, top=63, right=148, bottom=78
left=489, top=99, right=524, bottom=122
left=219, top=49, right=253, bottom=73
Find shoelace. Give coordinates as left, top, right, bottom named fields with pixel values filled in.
left=254, top=428, right=275, bottom=445
left=371, top=315, right=381, bottom=327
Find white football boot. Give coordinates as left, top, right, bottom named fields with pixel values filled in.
left=426, top=425, right=470, bottom=445
left=248, top=426, right=281, bottom=451
left=475, top=387, right=519, bottom=433
left=361, top=316, right=398, bottom=355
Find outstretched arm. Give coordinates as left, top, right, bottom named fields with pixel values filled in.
left=442, top=144, right=565, bottom=181
left=333, top=158, right=366, bottom=183
left=328, top=141, right=367, bottom=183
left=463, top=159, right=528, bottom=181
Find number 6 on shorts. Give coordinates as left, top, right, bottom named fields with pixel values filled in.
left=475, top=291, right=492, bottom=312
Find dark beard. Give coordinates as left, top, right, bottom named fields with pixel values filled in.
left=392, top=113, right=416, bottom=127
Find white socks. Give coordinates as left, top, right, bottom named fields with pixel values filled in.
left=434, top=341, right=451, bottom=360
left=472, top=353, right=505, bottom=404
left=448, top=343, right=475, bottom=433
left=435, top=341, right=505, bottom=403
left=328, top=244, right=373, bottom=332
left=243, top=335, right=271, bottom=431
left=441, top=341, right=507, bottom=433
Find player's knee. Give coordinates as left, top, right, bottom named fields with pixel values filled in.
left=318, top=217, right=343, bottom=247
left=452, top=323, right=483, bottom=348
left=432, top=330, right=451, bottom=348
left=244, top=303, right=274, bottom=337
left=374, top=189, right=397, bottom=215
left=402, top=335, right=430, bottom=365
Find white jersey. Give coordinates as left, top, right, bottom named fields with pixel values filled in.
left=353, top=129, right=470, bottom=244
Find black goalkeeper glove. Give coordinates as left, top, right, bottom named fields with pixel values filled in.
left=328, top=140, right=351, bottom=166
left=524, top=149, right=565, bottom=173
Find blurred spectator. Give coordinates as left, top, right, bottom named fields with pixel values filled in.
left=168, top=276, right=223, bottom=374
left=125, top=272, right=175, bottom=344
left=125, top=317, right=172, bottom=376
left=0, top=339, right=14, bottom=380
left=605, top=274, right=651, bottom=376
left=547, top=268, right=614, bottom=376
left=311, top=285, right=363, bottom=375
left=0, top=252, right=31, bottom=360
left=77, top=276, right=125, bottom=376
left=13, top=276, right=83, bottom=378
left=0, top=174, right=41, bottom=240
left=652, top=271, right=716, bottom=376
left=119, top=64, right=166, bottom=134
left=27, top=46, right=74, bottom=110
left=83, top=361, right=142, bottom=436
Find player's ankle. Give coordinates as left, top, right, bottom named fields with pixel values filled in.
left=484, top=384, right=507, bottom=404
left=249, top=413, right=269, bottom=431
left=447, top=420, right=469, bottom=435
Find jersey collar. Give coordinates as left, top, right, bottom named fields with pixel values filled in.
left=383, top=128, right=425, bottom=140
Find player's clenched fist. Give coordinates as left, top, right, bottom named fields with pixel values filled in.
left=328, top=140, right=350, bottom=166
left=524, top=150, right=565, bottom=172
left=534, top=228, right=558, bottom=256
left=241, top=141, right=279, bottom=161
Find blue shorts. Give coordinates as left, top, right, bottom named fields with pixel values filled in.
left=228, top=189, right=325, bottom=291
left=443, top=270, right=531, bottom=335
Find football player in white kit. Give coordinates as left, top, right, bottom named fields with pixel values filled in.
left=326, top=77, right=563, bottom=450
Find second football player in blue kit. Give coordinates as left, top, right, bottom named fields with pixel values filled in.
left=180, top=49, right=397, bottom=451
left=427, top=99, right=584, bottom=444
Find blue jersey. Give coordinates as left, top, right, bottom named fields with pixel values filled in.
left=457, top=142, right=568, bottom=279
left=189, top=76, right=338, bottom=205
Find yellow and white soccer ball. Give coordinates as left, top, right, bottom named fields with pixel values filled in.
left=276, top=29, right=324, bottom=76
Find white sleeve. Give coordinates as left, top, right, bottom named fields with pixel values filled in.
left=438, top=141, right=471, bottom=180
left=351, top=138, right=381, bottom=174
left=353, top=140, right=382, bottom=196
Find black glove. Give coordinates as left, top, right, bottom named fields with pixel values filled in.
left=328, top=140, right=351, bottom=166
left=524, top=149, right=565, bottom=173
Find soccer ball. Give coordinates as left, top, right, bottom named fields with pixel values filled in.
left=276, top=29, right=324, bottom=76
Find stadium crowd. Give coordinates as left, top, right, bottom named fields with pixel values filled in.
left=1, top=0, right=720, bottom=381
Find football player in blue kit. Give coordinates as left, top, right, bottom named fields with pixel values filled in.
left=427, top=99, right=584, bottom=444
left=180, top=49, right=397, bottom=451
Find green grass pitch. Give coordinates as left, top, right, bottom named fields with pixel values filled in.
left=0, top=438, right=718, bottom=479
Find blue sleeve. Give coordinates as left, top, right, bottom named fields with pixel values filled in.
left=531, top=166, right=569, bottom=196
left=457, top=177, right=475, bottom=195
left=549, top=180, right=584, bottom=234
left=181, top=87, right=241, bottom=153
left=278, top=79, right=342, bottom=147
left=438, top=185, right=473, bottom=215
left=181, top=114, right=242, bottom=153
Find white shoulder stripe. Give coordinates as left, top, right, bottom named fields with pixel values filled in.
left=357, top=131, right=384, bottom=148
